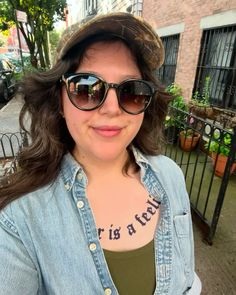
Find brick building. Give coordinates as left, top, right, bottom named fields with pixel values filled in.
left=143, top=1, right=236, bottom=111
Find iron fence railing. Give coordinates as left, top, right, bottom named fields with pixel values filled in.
left=0, top=132, right=28, bottom=177
left=164, top=106, right=236, bottom=244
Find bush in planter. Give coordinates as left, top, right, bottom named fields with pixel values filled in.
left=179, top=129, right=200, bottom=152
left=165, top=84, right=188, bottom=143
left=205, top=130, right=236, bottom=177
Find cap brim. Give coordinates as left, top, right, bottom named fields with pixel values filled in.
left=57, top=12, right=164, bottom=71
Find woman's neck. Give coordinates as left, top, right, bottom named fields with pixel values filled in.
left=72, top=148, right=132, bottom=181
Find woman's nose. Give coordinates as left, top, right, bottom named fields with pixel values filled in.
left=98, top=87, right=122, bottom=116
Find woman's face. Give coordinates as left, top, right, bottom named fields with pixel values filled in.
left=61, top=41, right=144, bottom=164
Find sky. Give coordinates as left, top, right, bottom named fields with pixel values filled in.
left=54, top=0, right=79, bottom=31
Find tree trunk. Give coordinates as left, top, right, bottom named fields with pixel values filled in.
left=43, top=31, right=50, bottom=68
left=19, top=23, right=38, bottom=68
left=37, top=42, right=46, bottom=69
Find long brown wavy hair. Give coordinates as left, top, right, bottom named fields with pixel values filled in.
left=0, top=34, right=171, bottom=210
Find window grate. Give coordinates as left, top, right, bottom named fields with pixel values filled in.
left=155, top=34, right=180, bottom=87
left=194, top=25, right=236, bottom=111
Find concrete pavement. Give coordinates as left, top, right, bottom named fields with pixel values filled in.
left=0, top=95, right=23, bottom=133
left=0, top=96, right=25, bottom=159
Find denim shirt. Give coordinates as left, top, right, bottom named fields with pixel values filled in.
left=0, top=148, right=201, bottom=295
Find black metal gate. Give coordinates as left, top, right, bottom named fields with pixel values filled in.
left=164, top=106, right=236, bottom=244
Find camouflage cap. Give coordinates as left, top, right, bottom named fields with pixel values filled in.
left=56, top=12, right=164, bottom=71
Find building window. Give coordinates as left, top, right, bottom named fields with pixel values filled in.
left=155, top=34, right=180, bottom=87
left=194, top=25, right=236, bottom=110
left=85, top=0, right=97, bottom=16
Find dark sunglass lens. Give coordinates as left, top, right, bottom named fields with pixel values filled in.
left=68, top=75, right=105, bottom=109
left=119, top=81, right=152, bottom=113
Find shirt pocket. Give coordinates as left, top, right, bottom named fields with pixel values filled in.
left=174, top=212, right=192, bottom=277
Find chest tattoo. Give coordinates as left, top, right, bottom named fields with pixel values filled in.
left=97, top=195, right=161, bottom=240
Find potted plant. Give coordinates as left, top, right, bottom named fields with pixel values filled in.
left=206, top=130, right=236, bottom=177
left=165, top=83, right=188, bottom=143
left=189, top=76, right=217, bottom=120
left=179, top=129, right=201, bottom=152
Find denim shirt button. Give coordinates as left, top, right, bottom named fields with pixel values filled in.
left=64, top=183, right=70, bottom=191
left=77, top=201, right=84, bottom=209
left=77, top=173, right=83, bottom=181
left=89, top=243, right=97, bottom=251
left=104, top=288, right=112, bottom=295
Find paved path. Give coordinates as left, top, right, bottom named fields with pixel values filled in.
left=0, top=96, right=22, bottom=133
left=0, top=96, right=25, bottom=159
left=0, top=95, right=23, bottom=133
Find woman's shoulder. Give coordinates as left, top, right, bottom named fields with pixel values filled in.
left=0, top=179, right=62, bottom=228
left=146, top=154, right=190, bottom=210
left=147, top=154, right=183, bottom=178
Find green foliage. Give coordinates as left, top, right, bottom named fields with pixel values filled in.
left=166, top=83, right=188, bottom=111
left=0, top=0, right=67, bottom=69
left=192, top=76, right=211, bottom=107
left=49, top=30, right=61, bottom=60
left=206, top=129, right=234, bottom=157
left=0, top=37, right=5, bottom=47
left=181, top=129, right=197, bottom=138
left=0, top=1, right=15, bottom=32
left=165, top=83, right=188, bottom=129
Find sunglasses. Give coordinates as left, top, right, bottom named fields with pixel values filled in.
left=61, top=73, right=157, bottom=115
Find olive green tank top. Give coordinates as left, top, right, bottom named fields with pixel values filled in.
left=103, top=240, right=156, bottom=295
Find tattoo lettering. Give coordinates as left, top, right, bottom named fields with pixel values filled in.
left=142, top=212, right=151, bottom=222
left=135, top=214, right=146, bottom=226
left=109, top=224, right=121, bottom=240
left=98, top=228, right=104, bottom=240
left=146, top=197, right=161, bottom=210
left=97, top=196, right=161, bottom=240
left=127, top=224, right=136, bottom=235
left=147, top=206, right=156, bottom=215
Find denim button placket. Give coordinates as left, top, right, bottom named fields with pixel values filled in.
left=77, top=201, right=84, bottom=209
left=104, top=288, right=112, bottom=295
left=89, top=243, right=97, bottom=251
left=77, top=173, right=83, bottom=181
left=64, top=183, right=70, bottom=191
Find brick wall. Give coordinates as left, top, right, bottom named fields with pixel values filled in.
left=143, top=1, right=236, bottom=100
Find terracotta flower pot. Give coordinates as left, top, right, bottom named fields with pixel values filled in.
left=179, top=131, right=200, bottom=152
left=211, top=153, right=236, bottom=177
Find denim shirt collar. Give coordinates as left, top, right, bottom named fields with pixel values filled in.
left=60, top=146, right=156, bottom=190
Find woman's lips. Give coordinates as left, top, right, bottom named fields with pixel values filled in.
left=92, top=126, right=122, bottom=137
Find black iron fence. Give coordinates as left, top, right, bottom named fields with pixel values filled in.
left=165, top=106, right=236, bottom=244
left=0, top=132, right=27, bottom=177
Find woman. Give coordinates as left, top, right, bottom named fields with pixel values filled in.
left=0, top=13, right=201, bottom=294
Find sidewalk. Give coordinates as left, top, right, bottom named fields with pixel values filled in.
left=0, top=95, right=23, bottom=133
left=1, top=98, right=236, bottom=294
left=0, top=96, right=25, bottom=161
